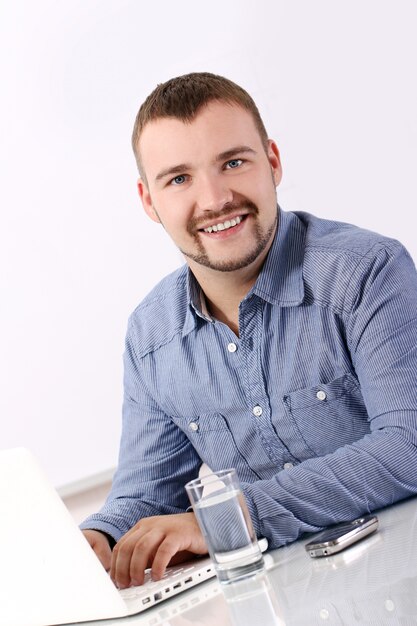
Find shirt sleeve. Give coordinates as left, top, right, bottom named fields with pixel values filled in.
left=242, top=240, right=417, bottom=548
left=79, top=324, right=202, bottom=542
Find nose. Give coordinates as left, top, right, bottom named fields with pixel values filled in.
left=194, top=173, right=233, bottom=214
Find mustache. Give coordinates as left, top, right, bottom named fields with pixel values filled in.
left=188, top=199, right=259, bottom=233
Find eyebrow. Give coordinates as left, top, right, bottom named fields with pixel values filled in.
left=155, top=163, right=191, bottom=183
left=154, top=145, right=257, bottom=183
left=216, top=145, right=257, bottom=162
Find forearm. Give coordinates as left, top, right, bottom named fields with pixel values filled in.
left=243, top=419, right=417, bottom=548
left=241, top=242, right=416, bottom=548
left=80, top=336, right=203, bottom=539
left=80, top=495, right=189, bottom=542
left=80, top=433, right=201, bottom=540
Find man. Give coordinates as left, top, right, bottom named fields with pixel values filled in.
left=81, top=72, right=417, bottom=590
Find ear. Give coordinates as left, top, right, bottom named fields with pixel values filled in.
left=267, top=140, right=282, bottom=187
left=137, top=178, right=161, bottom=224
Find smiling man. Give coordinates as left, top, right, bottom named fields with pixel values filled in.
left=137, top=99, right=281, bottom=335
left=80, top=72, right=417, bottom=589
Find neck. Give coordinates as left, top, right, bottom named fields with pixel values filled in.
left=188, top=239, right=273, bottom=337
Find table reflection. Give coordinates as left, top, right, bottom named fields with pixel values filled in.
left=264, top=496, right=417, bottom=624
left=87, top=496, right=417, bottom=626
left=169, top=496, right=417, bottom=625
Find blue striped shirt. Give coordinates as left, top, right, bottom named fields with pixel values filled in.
left=80, top=209, right=417, bottom=548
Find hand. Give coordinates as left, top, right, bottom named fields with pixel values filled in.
left=110, top=512, right=208, bottom=589
left=82, top=529, right=112, bottom=572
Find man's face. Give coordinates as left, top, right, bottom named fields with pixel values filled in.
left=137, top=101, right=282, bottom=274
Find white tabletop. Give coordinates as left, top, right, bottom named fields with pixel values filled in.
left=82, top=495, right=417, bottom=625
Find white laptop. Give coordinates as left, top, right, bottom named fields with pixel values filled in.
left=0, top=448, right=267, bottom=626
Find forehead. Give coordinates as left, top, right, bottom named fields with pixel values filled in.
left=138, top=102, right=264, bottom=180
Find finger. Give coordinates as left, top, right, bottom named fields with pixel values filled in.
left=129, top=538, right=157, bottom=586
left=111, top=535, right=138, bottom=589
left=150, top=535, right=181, bottom=581
left=112, top=529, right=163, bottom=588
left=128, top=528, right=167, bottom=585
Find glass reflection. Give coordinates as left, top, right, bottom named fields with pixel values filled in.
left=221, top=569, right=285, bottom=626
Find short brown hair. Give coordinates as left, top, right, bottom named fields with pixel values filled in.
left=132, top=72, right=269, bottom=179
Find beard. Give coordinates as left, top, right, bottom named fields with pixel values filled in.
left=180, top=198, right=278, bottom=272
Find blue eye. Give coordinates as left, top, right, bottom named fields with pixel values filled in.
left=226, top=159, right=243, bottom=169
left=171, top=175, right=187, bottom=185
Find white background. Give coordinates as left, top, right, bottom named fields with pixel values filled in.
left=1, top=0, right=416, bottom=487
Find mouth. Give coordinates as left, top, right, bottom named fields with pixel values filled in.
left=199, top=214, right=247, bottom=235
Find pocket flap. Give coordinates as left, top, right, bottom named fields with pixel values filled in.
left=170, top=412, right=229, bottom=433
left=284, top=373, right=359, bottom=410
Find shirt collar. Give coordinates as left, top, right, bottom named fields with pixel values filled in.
left=251, top=208, right=305, bottom=306
left=182, top=271, right=211, bottom=336
left=182, top=208, right=306, bottom=336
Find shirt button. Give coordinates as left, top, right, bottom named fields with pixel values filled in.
left=189, top=422, right=199, bottom=432
left=227, top=342, right=237, bottom=353
left=283, top=462, right=294, bottom=470
left=253, top=406, right=263, bottom=417
left=316, top=390, right=327, bottom=401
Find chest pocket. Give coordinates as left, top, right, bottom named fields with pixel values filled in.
left=283, top=373, right=370, bottom=458
left=169, top=412, right=259, bottom=481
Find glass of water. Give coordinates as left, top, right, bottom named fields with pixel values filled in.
left=185, top=468, right=265, bottom=584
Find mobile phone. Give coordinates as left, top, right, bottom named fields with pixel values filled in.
left=305, top=514, right=379, bottom=558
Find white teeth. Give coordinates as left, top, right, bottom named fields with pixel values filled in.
left=203, top=215, right=242, bottom=233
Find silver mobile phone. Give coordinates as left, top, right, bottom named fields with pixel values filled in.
left=305, top=514, right=379, bottom=558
